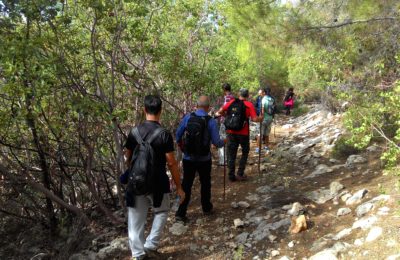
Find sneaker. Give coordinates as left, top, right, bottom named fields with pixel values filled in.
left=229, top=176, right=236, bottom=182
left=175, top=215, right=189, bottom=223
left=133, top=255, right=148, bottom=260
left=264, top=146, right=270, bottom=151
left=255, top=147, right=260, bottom=153
left=236, top=175, right=248, bottom=181
left=203, top=205, right=214, bottom=215
left=144, top=248, right=160, bottom=259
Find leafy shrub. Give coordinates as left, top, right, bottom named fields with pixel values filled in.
left=332, top=135, right=361, bottom=159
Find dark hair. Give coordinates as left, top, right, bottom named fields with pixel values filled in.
left=264, top=87, right=271, bottom=96
left=289, top=87, right=294, bottom=92
left=222, top=83, right=231, bottom=92
left=144, top=95, right=162, bottom=115
left=239, top=88, right=249, bottom=98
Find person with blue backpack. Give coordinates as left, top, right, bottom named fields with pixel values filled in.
left=120, top=95, right=185, bottom=260
left=175, top=96, right=226, bottom=223
left=259, top=87, right=276, bottom=152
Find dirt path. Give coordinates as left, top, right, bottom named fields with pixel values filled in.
left=96, top=107, right=399, bottom=260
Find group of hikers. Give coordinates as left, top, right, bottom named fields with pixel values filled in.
left=120, top=84, right=296, bottom=259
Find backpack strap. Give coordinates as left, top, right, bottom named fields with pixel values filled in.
left=146, top=127, right=166, bottom=144
left=131, top=127, right=144, bottom=145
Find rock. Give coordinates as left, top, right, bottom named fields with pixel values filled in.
left=256, top=185, right=272, bottom=193
left=341, top=193, right=352, bottom=202
left=309, top=250, right=338, bottom=260
left=355, top=202, right=374, bottom=217
left=329, top=181, right=344, bottom=195
left=268, top=218, right=291, bottom=230
left=279, top=256, right=291, bottom=260
left=69, top=251, right=96, bottom=260
left=378, top=207, right=390, bottom=216
left=346, top=189, right=368, bottom=205
left=234, top=218, right=244, bottom=228
left=215, top=217, right=224, bottom=224
left=282, top=204, right=293, bottom=210
left=333, top=228, right=352, bottom=240
left=245, top=210, right=257, bottom=219
left=306, top=164, right=333, bottom=179
left=238, top=201, right=250, bottom=208
left=310, top=237, right=330, bottom=252
left=386, top=254, right=400, bottom=260
left=97, top=237, right=129, bottom=260
left=337, top=208, right=352, bottom=217
left=169, top=223, right=188, bottom=235
left=246, top=194, right=259, bottom=202
left=365, top=227, right=383, bottom=242
left=271, top=250, right=280, bottom=257
left=366, top=145, right=379, bottom=153
left=288, top=241, right=295, bottom=248
left=354, top=239, right=364, bottom=246
left=352, top=216, right=378, bottom=230
left=268, top=235, right=277, bottom=242
left=307, top=188, right=334, bottom=204
left=196, top=218, right=205, bottom=225
left=345, top=155, right=367, bottom=168
left=289, top=215, right=307, bottom=234
left=231, top=202, right=239, bottom=209
left=189, top=243, right=199, bottom=252
left=252, top=221, right=271, bottom=241
left=235, top=232, right=249, bottom=244
left=287, top=202, right=304, bottom=216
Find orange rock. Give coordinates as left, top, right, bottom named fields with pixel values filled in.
left=289, top=214, right=307, bottom=234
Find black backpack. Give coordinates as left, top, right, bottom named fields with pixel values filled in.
left=182, top=113, right=211, bottom=156
left=127, top=127, right=165, bottom=195
left=224, top=99, right=247, bottom=131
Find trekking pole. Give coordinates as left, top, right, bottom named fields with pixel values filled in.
left=258, top=121, right=262, bottom=175
left=223, top=144, right=226, bottom=200
left=274, top=117, right=276, bottom=139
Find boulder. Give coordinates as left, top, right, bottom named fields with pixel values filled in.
left=305, top=164, right=333, bottom=179
left=346, top=189, right=368, bottom=205
left=97, top=237, right=129, bottom=260
left=366, top=227, right=383, bottom=242
left=345, top=155, right=367, bottom=168
left=287, top=202, right=304, bottom=216
left=337, top=208, right=352, bottom=217
left=330, top=181, right=344, bottom=195
left=234, top=218, right=244, bottom=228
left=235, top=232, right=249, bottom=244
left=169, top=222, right=188, bottom=235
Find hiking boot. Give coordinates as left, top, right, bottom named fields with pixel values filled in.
left=203, top=205, right=214, bottom=216
left=236, top=175, right=248, bottom=181
left=175, top=215, right=189, bottom=223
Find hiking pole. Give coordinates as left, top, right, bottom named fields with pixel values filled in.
left=223, top=144, right=226, bottom=200
left=258, top=121, right=262, bottom=175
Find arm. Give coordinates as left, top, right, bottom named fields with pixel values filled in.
left=166, top=152, right=185, bottom=203
left=249, top=103, right=263, bottom=122
left=209, top=118, right=225, bottom=148
left=176, top=114, right=189, bottom=143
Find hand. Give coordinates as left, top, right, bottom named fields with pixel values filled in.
left=176, top=188, right=186, bottom=204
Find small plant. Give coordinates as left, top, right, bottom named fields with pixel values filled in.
left=378, top=183, right=386, bottom=195
left=233, top=245, right=244, bottom=260
left=332, top=135, right=361, bottom=159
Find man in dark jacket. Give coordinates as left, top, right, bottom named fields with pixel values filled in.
left=122, top=95, right=185, bottom=260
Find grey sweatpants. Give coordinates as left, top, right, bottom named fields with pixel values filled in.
left=127, top=194, right=170, bottom=257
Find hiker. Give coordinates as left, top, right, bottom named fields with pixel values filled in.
left=217, top=83, right=235, bottom=166
left=120, top=95, right=185, bottom=260
left=254, top=88, right=265, bottom=147
left=283, top=87, right=295, bottom=115
left=254, top=89, right=264, bottom=116
left=175, top=95, right=225, bottom=222
left=215, top=88, right=262, bottom=182
left=258, top=87, right=276, bottom=152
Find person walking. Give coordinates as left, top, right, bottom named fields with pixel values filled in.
left=260, top=88, right=276, bottom=151
left=217, top=83, right=235, bottom=166
left=255, top=88, right=265, bottom=153
left=283, top=87, right=295, bottom=115
left=121, top=95, right=185, bottom=260
left=175, top=96, right=225, bottom=222
left=216, top=88, right=262, bottom=182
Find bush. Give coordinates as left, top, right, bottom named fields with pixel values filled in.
left=332, top=135, right=361, bottom=159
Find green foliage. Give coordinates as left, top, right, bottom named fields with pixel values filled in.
left=332, top=135, right=361, bottom=159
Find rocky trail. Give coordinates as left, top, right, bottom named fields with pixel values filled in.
left=71, top=106, right=400, bottom=260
